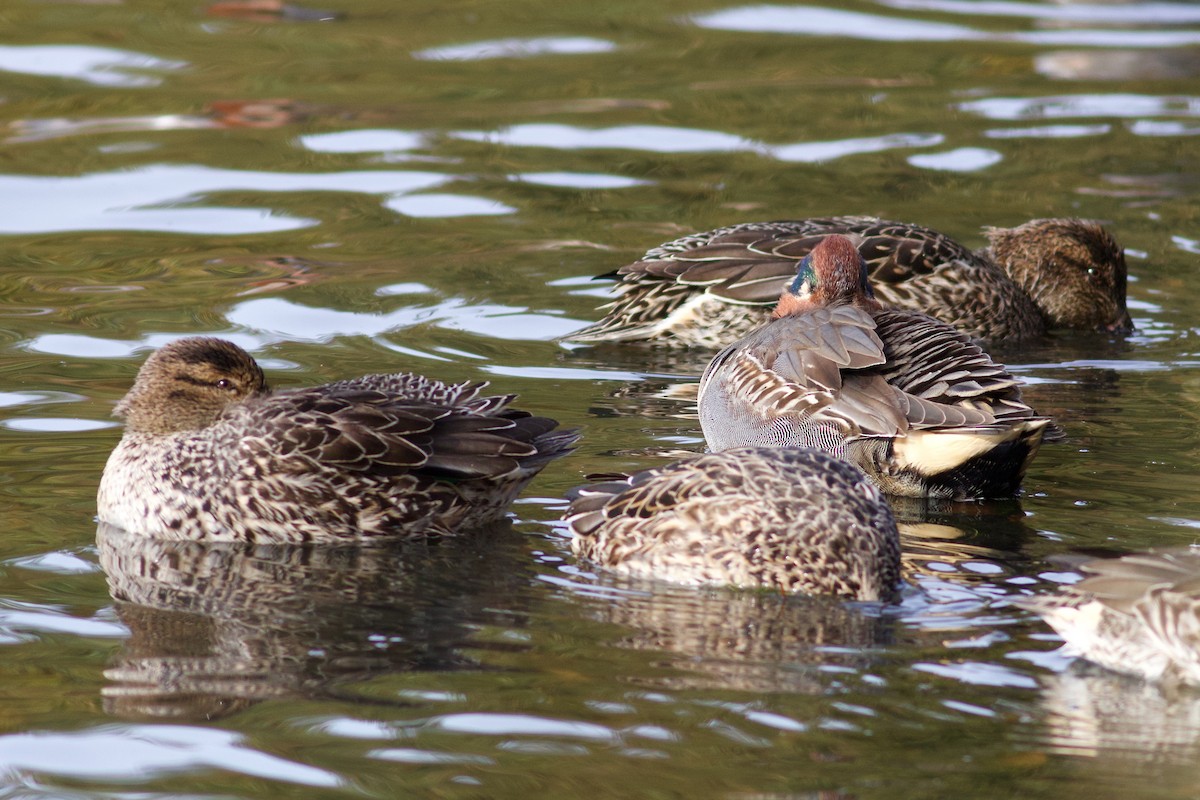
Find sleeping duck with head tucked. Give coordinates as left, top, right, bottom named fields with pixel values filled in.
left=565, top=446, right=902, bottom=602
left=697, top=235, right=1055, bottom=500
left=98, top=337, right=578, bottom=543
left=566, top=216, right=1131, bottom=348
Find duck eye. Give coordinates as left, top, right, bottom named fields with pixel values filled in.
left=216, top=378, right=233, bottom=390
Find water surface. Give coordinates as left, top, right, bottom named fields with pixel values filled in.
left=3, top=0, right=1200, bottom=796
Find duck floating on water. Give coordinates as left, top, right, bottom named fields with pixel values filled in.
left=566, top=446, right=902, bottom=601
left=1017, top=548, right=1200, bottom=687
left=696, top=235, right=1054, bottom=500
left=98, top=337, right=578, bottom=543
left=566, top=216, right=1131, bottom=347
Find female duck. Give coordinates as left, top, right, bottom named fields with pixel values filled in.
left=566, top=216, right=1131, bottom=347
left=697, top=235, right=1053, bottom=500
left=566, top=447, right=901, bottom=601
left=1017, top=548, right=1200, bottom=687
left=98, top=337, right=578, bottom=543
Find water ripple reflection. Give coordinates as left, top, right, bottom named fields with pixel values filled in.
left=454, top=123, right=755, bottom=153
left=907, top=147, right=1003, bottom=172
left=693, top=5, right=1200, bottom=47
left=1131, top=120, right=1200, bottom=137
left=880, top=0, right=1200, bottom=25
left=0, top=45, right=184, bottom=87
left=513, top=172, right=651, bottom=189
left=984, top=123, right=1112, bottom=139
left=226, top=296, right=580, bottom=341
left=386, top=193, right=516, bottom=218
left=413, top=36, right=617, bottom=61
left=960, top=94, right=1200, bottom=121
left=299, top=129, right=425, bottom=153
left=0, top=725, right=341, bottom=786
left=0, top=599, right=125, bottom=641
left=455, top=122, right=941, bottom=162
left=693, top=5, right=980, bottom=40
left=0, top=165, right=449, bottom=235
left=1037, top=49, right=1200, bottom=81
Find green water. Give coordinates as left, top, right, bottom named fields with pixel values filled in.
left=2, top=0, right=1200, bottom=796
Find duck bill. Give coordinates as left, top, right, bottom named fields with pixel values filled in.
left=1102, top=310, right=1135, bottom=334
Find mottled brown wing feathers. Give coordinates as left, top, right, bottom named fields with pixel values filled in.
left=562, top=480, right=629, bottom=533
left=855, top=222, right=982, bottom=282
left=263, top=397, right=437, bottom=471
left=725, top=350, right=835, bottom=419
left=325, top=373, right=490, bottom=408
left=611, top=217, right=987, bottom=306
left=575, top=460, right=727, bottom=526
left=569, top=282, right=698, bottom=341
left=249, top=385, right=570, bottom=481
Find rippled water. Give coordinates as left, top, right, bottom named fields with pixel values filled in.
left=3, top=0, right=1200, bottom=796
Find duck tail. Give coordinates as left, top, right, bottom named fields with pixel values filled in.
left=849, top=419, right=1049, bottom=500
left=524, top=425, right=583, bottom=468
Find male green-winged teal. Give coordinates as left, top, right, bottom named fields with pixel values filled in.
left=565, top=446, right=901, bottom=601
left=566, top=216, right=1131, bottom=347
left=1017, top=548, right=1200, bottom=687
left=97, top=337, right=578, bottom=543
left=696, top=235, right=1053, bottom=500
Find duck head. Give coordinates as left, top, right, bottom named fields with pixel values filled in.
left=115, top=337, right=269, bottom=435
left=772, top=234, right=880, bottom=318
left=986, top=218, right=1133, bottom=334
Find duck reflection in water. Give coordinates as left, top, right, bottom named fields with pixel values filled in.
left=566, top=489, right=1037, bottom=694
left=564, top=446, right=901, bottom=693
left=890, top=495, right=1039, bottom=587
left=580, top=583, right=895, bottom=694
left=1019, top=554, right=1200, bottom=769
left=1035, top=668, right=1200, bottom=768
left=96, top=522, right=532, bottom=721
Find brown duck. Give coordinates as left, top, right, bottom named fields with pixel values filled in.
left=566, top=446, right=901, bottom=601
left=567, top=216, right=1132, bottom=347
left=98, top=337, right=578, bottom=542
